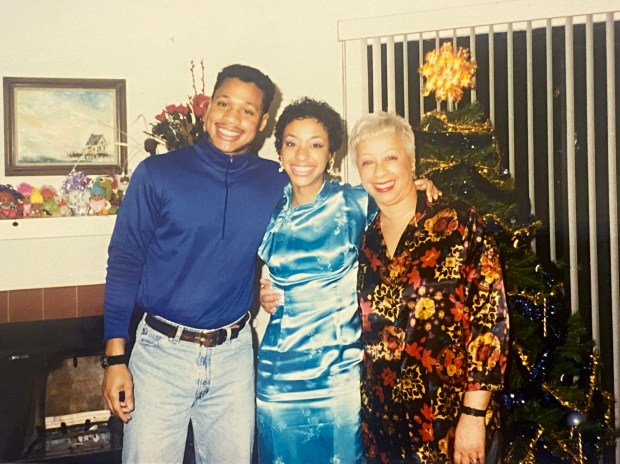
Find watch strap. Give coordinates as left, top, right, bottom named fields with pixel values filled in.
left=461, top=405, right=487, bottom=417
left=101, top=354, right=127, bottom=369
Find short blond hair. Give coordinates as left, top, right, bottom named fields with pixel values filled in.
left=348, top=112, right=415, bottom=163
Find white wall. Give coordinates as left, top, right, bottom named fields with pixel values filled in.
left=0, top=0, right=520, bottom=290
left=0, top=0, right=514, bottom=180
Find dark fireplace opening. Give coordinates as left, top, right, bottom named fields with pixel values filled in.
left=0, top=317, right=122, bottom=463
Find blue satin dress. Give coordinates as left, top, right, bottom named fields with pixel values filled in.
left=257, top=180, right=372, bottom=464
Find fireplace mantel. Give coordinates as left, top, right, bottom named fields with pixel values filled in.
left=0, top=215, right=116, bottom=240
left=0, top=216, right=115, bottom=292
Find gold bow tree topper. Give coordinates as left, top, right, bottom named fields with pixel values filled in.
left=419, top=42, right=477, bottom=107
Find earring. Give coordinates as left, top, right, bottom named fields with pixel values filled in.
left=278, top=157, right=284, bottom=173
left=327, top=156, right=336, bottom=176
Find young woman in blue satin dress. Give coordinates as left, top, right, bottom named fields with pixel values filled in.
left=256, top=97, right=371, bottom=463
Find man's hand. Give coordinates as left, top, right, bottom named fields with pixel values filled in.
left=259, top=278, right=281, bottom=314
left=414, top=178, right=442, bottom=202
left=102, top=364, right=134, bottom=423
left=101, top=337, right=134, bottom=423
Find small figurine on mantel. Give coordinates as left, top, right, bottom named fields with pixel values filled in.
left=92, top=175, right=123, bottom=215
left=88, top=184, right=110, bottom=216
left=40, top=185, right=60, bottom=217
left=30, top=188, right=44, bottom=218
left=0, top=184, right=22, bottom=220
left=16, top=183, right=34, bottom=218
left=57, top=198, right=73, bottom=217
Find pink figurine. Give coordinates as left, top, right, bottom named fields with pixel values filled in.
left=16, top=182, right=34, bottom=218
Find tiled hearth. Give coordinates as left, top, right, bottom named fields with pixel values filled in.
left=0, top=284, right=104, bottom=323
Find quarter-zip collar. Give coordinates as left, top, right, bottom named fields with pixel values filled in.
left=193, top=133, right=255, bottom=239
left=193, top=133, right=251, bottom=174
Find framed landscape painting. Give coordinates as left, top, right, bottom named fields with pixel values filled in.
left=3, top=77, right=127, bottom=176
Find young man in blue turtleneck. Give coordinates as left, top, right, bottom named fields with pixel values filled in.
left=101, top=64, right=288, bottom=463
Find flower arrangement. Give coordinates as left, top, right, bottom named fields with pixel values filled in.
left=419, top=42, right=477, bottom=106
left=145, top=60, right=210, bottom=152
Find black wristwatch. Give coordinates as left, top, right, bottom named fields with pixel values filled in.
left=101, top=354, right=128, bottom=369
left=461, top=405, right=487, bottom=417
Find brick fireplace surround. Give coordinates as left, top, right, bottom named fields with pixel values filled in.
left=0, top=284, right=104, bottom=323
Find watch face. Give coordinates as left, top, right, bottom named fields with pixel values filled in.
left=101, top=355, right=125, bottom=368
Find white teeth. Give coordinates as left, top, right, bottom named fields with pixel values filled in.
left=218, top=127, right=240, bottom=138
left=291, top=166, right=314, bottom=176
left=375, top=181, right=394, bottom=190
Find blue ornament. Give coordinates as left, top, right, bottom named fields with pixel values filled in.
left=566, top=411, right=586, bottom=427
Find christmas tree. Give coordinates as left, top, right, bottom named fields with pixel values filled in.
left=415, top=43, right=616, bottom=463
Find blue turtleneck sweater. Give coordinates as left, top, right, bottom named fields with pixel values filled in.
left=104, top=135, right=288, bottom=340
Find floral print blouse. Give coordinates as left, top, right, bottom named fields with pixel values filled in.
left=357, top=196, right=509, bottom=463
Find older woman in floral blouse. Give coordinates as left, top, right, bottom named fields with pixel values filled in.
left=350, top=111, right=509, bottom=464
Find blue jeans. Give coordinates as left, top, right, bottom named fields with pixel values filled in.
left=122, top=317, right=255, bottom=464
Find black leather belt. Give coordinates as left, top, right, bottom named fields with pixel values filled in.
left=144, top=313, right=249, bottom=347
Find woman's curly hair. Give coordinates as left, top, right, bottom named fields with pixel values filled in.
left=274, top=97, right=344, bottom=155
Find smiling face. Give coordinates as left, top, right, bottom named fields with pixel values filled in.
left=203, top=77, right=268, bottom=155
left=355, top=132, right=416, bottom=210
left=280, top=118, right=330, bottom=205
